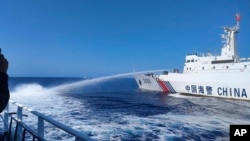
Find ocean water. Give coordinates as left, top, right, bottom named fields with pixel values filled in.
left=7, top=77, right=250, bottom=141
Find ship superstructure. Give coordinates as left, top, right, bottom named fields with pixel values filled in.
left=135, top=14, right=250, bottom=100
left=184, top=13, right=248, bottom=74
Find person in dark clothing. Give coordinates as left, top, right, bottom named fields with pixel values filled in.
left=0, top=52, right=9, bottom=113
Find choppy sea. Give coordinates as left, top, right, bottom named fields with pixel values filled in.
left=7, top=76, right=250, bottom=141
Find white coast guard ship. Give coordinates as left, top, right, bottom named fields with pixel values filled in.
left=135, top=14, right=250, bottom=100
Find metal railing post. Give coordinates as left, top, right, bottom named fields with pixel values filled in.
left=17, top=106, right=23, bottom=141
left=38, top=117, right=44, bottom=138
left=3, top=103, right=9, bottom=132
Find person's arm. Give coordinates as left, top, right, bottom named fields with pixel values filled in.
left=0, top=54, right=9, bottom=112
left=0, top=72, right=9, bottom=112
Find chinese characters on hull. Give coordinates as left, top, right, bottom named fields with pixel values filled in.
left=185, top=85, right=247, bottom=98
left=185, top=85, right=212, bottom=95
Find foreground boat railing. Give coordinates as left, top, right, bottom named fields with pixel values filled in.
left=2, top=100, right=95, bottom=141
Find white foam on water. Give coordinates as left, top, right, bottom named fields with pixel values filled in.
left=62, top=95, right=250, bottom=141
left=10, top=83, right=54, bottom=105
left=68, top=111, right=235, bottom=141
left=85, top=108, right=249, bottom=140
left=168, top=93, right=198, bottom=99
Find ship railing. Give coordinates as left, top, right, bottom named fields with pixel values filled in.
left=184, top=67, right=250, bottom=73
left=1, top=100, right=96, bottom=141
left=239, top=58, right=250, bottom=62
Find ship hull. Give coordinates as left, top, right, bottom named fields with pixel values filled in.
left=135, top=72, right=250, bottom=100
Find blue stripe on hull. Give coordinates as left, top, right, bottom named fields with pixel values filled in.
left=164, top=81, right=176, bottom=93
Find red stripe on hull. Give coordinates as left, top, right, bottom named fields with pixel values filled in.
left=158, top=80, right=169, bottom=93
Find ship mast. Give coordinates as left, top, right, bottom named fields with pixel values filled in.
left=221, top=13, right=240, bottom=61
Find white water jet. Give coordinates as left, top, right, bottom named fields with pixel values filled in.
left=11, top=69, right=165, bottom=100
left=50, top=69, right=165, bottom=93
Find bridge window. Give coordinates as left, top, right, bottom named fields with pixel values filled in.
left=202, top=67, right=204, bottom=70
left=213, top=66, right=215, bottom=69
left=187, top=60, right=190, bottom=63
left=226, top=66, right=229, bottom=69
